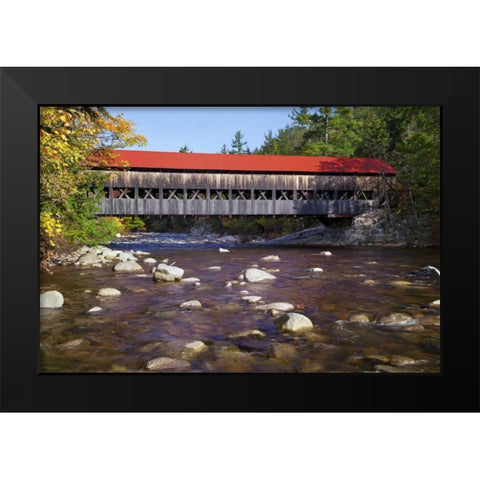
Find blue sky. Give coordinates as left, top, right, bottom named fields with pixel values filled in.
left=107, top=107, right=296, bottom=153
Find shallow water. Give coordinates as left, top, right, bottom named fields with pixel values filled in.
left=40, top=233, right=440, bottom=373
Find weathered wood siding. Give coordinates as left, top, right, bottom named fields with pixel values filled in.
left=95, top=170, right=394, bottom=216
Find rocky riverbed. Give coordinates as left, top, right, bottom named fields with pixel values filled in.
left=40, top=234, right=440, bottom=373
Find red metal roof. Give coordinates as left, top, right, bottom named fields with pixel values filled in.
left=101, top=150, right=396, bottom=174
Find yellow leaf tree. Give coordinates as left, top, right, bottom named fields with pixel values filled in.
left=40, top=107, right=146, bottom=266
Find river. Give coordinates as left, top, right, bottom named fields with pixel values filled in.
left=40, top=232, right=441, bottom=373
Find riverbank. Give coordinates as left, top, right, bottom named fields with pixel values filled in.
left=263, top=211, right=440, bottom=248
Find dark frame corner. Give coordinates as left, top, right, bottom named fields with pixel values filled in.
left=1, top=67, right=478, bottom=412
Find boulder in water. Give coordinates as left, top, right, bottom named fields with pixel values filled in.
left=377, top=313, right=417, bottom=326
left=40, top=290, right=64, bottom=308
left=179, top=300, right=202, bottom=308
left=76, top=251, right=101, bottom=266
left=145, top=357, right=190, bottom=371
left=153, top=263, right=184, bottom=282
left=411, top=266, right=440, bottom=277
left=244, top=268, right=276, bottom=282
left=348, top=313, right=371, bottom=323
left=143, top=258, right=157, bottom=264
left=113, top=260, right=144, bottom=272
left=275, top=313, right=314, bottom=333
left=241, top=295, right=262, bottom=303
left=261, top=255, right=280, bottom=261
left=254, top=302, right=295, bottom=312
left=87, top=306, right=102, bottom=313
left=98, top=288, right=121, bottom=297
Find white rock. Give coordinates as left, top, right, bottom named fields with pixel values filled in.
left=275, top=313, right=314, bottom=333
left=154, top=263, right=184, bottom=280
left=430, top=299, right=440, bottom=307
left=219, top=248, right=230, bottom=253
left=117, top=252, right=137, bottom=262
left=238, top=274, right=244, bottom=281
left=254, top=302, right=295, bottom=312
left=261, top=255, right=280, bottom=261
left=241, top=295, right=262, bottom=303
left=179, top=300, right=202, bottom=308
left=320, top=251, right=332, bottom=256
left=145, top=357, right=190, bottom=371
left=113, top=260, right=144, bottom=272
left=194, top=282, right=201, bottom=287
left=115, top=233, right=122, bottom=237
left=77, top=252, right=101, bottom=266
left=180, top=277, right=201, bottom=284
left=87, top=306, right=102, bottom=313
left=225, top=282, right=232, bottom=288
left=208, top=266, right=222, bottom=271
left=98, top=288, right=121, bottom=297
left=244, top=268, right=277, bottom=282
left=184, top=340, right=207, bottom=353
left=306, top=267, right=323, bottom=273
left=239, top=290, right=250, bottom=295
left=143, top=258, right=157, bottom=264
left=134, top=250, right=149, bottom=256
left=40, top=290, right=64, bottom=308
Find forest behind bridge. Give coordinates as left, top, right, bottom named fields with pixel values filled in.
left=40, top=106, right=440, bottom=264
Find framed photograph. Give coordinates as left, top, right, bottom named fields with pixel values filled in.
left=1, top=67, right=478, bottom=411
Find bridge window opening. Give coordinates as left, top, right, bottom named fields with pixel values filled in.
left=110, top=187, right=133, bottom=199
left=210, top=190, right=229, bottom=200
left=186, top=189, right=207, bottom=200
left=139, top=188, right=160, bottom=199
left=355, top=190, right=374, bottom=200
left=276, top=190, right=294, bottom=200
left=163, top=189, right=183, bottom=200
left=338, top=190, right=355, bottom=200
left=254, top=190, right=273, bottom=200
left=315, top=190, right=334, bottom=200
left=296, top=190, right=314, bottom=200
left=232, top=190, right=251, bottom=200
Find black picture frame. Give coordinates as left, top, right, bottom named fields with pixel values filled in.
left=1, top=67, right=478, bottom=412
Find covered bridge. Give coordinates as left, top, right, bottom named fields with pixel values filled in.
left=94, top=151, right=396, bottom=217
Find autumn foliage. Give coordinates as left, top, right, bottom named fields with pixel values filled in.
left=40, top=107, right=146, bottom=264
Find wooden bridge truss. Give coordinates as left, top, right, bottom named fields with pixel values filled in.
left=95, top=170, right=393, bottom=217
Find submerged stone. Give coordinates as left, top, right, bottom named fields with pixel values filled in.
left=377, top=313, right=417, bottom=326
left=145, top=357, right=190, bottom=371
left=348, top=313, right=371, bottom=323
left=228, top=329, right=266, bottom=340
